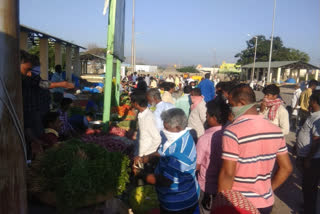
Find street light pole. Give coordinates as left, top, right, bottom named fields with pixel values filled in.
left=131, top=0, right=135, bottom=73
left=250, top=36, right=258, bottom=82
left=267, top=0, right=277, bottom=83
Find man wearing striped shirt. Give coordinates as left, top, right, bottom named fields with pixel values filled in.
left=218, top=84, right=292, bottom=214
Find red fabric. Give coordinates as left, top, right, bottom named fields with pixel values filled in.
left=264, top=98, right=283, bottom=121
left=190, top=96, right=204, bottom=110
left=211, top=190, right=260, bottom=214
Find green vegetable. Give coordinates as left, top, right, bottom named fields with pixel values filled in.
left=29, top=140, right=131, bottom=213
left=129, top=185, right=159, bottom=214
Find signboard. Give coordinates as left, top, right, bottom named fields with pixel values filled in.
left=113, top=0, right=125, bottom=62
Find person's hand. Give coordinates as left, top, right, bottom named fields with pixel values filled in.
left=62, top=81, right=75, bottom=89
left=133, top=156, right=143, bottom=166
left=260, top=101, right=267, bottom=112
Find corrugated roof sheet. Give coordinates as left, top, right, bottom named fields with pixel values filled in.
left=242, top=61, right=298, bottom=68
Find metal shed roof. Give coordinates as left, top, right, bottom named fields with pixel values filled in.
left=20, top=24, right=86, bottom=49
left=242, top=61, right=319, bottom=70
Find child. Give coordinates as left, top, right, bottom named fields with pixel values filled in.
left=40, top=112, right=62, bottom=150
left=188, top=88, right=207, bottom=138
left=58, top=98, right=74, bottom=139
left=196, top=99, right=230, bottom=214
left=131, top=91, right=161, bottom=164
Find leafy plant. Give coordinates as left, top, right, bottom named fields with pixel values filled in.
left=28, top=140, right=130, bottom=213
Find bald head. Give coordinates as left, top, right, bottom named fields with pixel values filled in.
left=229, top=83, right=256, bottom=105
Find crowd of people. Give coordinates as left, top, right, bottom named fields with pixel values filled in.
left=127, top=72, right=320, bottom=214
left=20, top=48, right=320, bottom=213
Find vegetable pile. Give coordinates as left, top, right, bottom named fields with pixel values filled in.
left=81, top=134, right=135, bottom=158
left=129, top=185, right=159, bottom=214
left=28, top=140, right=131, bottom=213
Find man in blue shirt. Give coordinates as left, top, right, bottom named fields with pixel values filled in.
left=197, top=73, right=215, bottom=102
left=134, top=108, right=200, bottom=213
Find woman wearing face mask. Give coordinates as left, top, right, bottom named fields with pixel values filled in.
left=135, top=108, right=200, bottom=214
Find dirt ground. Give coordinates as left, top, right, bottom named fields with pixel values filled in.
left=255, top=86, right=320, bottom=214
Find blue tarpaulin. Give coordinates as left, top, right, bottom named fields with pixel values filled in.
left=285, top=78, right=296, bottom=84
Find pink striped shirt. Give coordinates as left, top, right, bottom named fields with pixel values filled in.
left=222, top=115, right=287, bottom=208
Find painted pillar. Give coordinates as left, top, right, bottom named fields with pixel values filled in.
left=0, top=0, right=28, bottom=213
left=115, top=59, right=121, bottom=106
left=73, top=46, right=80, bottom=77
left=40, top=37, right=49, bottom=80
left=315, top=69, right=319, bottom=81
left=269, top=70, right=273, bottom=83
left=65, top=45, right=72, bottom=81
left=103, top=0, right=117, bottom=124
left=20, top=31, right=28, bottom=51
left=277, top=68, right=281, bottom=84
left=297, top=69, right=301, bottom=83
left=306, top=71, right=309, bottom=81
left=55, top=42, right=62, bottom=66
left=288, top=69, right=292, bottom=78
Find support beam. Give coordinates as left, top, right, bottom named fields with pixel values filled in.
left=297, top=69, right=300, bottom=83
left=306, top=71, right=309, bottom=81
left=0, top=0, right=28, bottom=213
left=103, top=0, right=117, bottom=124
left=315, top=69, right=319, bottom=81
left=55, top=42, right=62, bottom=66
left=20, top=31, right=28, bottom=51
left=65, top=45, right=72, bottom=81
left=40, top=37, right=48, bottom=80
left=277, top=67, right=281, bottom=84
left=73, top=46, right=80, bottom=77
left=115, top=59, right=121, bottom=106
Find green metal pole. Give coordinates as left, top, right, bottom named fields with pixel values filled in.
left=115, top=59, right=121, bottom=106
left=103, top=0, right=117, bottom=124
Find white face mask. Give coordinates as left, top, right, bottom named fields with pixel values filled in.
left=162, top=128, right=191, bottom=152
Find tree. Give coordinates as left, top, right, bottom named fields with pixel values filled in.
left=177, top=66, right=199, bottom=73
left=86, top=43, right=106, bottom=57
left=235, top=35, right=310, bottom=65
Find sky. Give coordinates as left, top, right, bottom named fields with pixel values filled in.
left=20, top=0, right=320, bottom=67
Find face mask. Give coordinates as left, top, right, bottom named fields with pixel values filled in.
left=231, top=104, right=255, bottom=120
left=162, top=129, right=181, bottom=144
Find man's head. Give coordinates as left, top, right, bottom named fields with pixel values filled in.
left=206, top=100, right=231, bottom=127
left=164, top=82, right=175, bottom=93
left=205, top=73, right=210, bottom=79
left=61, top=98, right=73, bottom=112
left=183, top=85, right=192, bottom=94
left=134, top=72, right=137, bottom=76
left=309, top=80, right=318, bottom=91
left=262, top=84, right=280, bottom=100
left=55, top=65, right=62, bottom=73
left=20, top=50, right=33, bottom=75
left=161, top=108, right=187, bottom=133
left=131, top=91, right=148, bottom=112
left=43, top=112, right=62, bottom=131
left=191, top=88, right=202, bottom=97
left=228, top=83, right=256, bottom=107
left=295, top=84, right=301, bottom=90
left=309, top=90, right=320, bottom=112
left=146, top=88, right=162, bottom=105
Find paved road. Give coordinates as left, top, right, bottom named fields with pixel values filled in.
left=255, top=86, right=320, bottom=214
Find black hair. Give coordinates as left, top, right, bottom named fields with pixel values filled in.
left=206, top=99, right=231, bottom=125
left=309, top=80, right=318, bottom=88
left=55, top=65, right=62, bottom=72
left=205, top=73, right=210, bottom=79
left=229, top=83, right=256, bottom=104
left=85, top=112, right=94, bottom=118
left=215, top=82, right=224, bottom=90
left=43, top=111, right=60, bottom=128
left=130, top=91, right=148, bottom=107
left=222, top=81, right=238, bottom=93
left=163, top=82, right=171, bottom=91
left=192, top=88, right=202, bottom=96
left=136, top=79, right=147, bottom=92
left=183, top=85, right=192, bottom=94
left=310, top=90, right=320, bottom=105
left=61, top=98, right=73, bottom=108
left=262, top=84, right=280, bottom=95
left=20, top=50, right=33, bottom=64
left=31, top=55, right=40, bottom=67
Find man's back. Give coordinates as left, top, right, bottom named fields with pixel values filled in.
left=222, top=115, right=287, bottom=208
left=198, top=79, right=215, bottom=102
left=175, top=94, right=191, bottom=117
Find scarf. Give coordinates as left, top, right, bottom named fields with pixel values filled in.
left=162, top=128, right=191, bottom=152
left=231, top=104, right=255, bottom=120
left=190, top=96, right=203, bottom=110
left=264, top=98, right=283, bottom=121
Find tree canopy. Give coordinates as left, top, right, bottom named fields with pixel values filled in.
left=235, top=35, right=310, bottom=65
left=176, top=66, right=199, bottom=73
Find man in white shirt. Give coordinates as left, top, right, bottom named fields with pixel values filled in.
left=131, top=91, right=161, bottom=159
left=146, top=88, right=174, bottom=131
